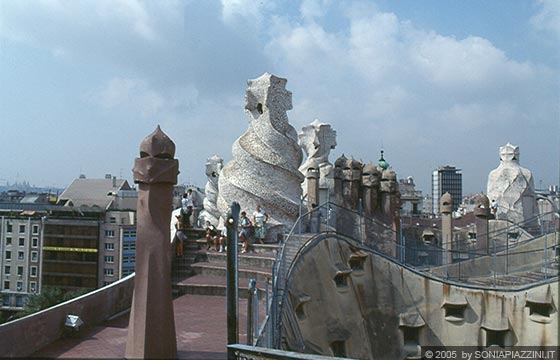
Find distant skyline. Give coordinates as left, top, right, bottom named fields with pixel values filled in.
left=1, top=0, right=558, bottom=195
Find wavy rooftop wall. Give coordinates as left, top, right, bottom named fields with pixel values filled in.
left=281, top=235, right=558, bottom=359
left=0, top=274, right=134, bottom=358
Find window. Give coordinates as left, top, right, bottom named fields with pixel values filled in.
left=30, top=266, right=37, bottom=277
left=444, top=304, right=467, bottom=322
left=32, top=237, right=38, bottom=247
left=19, top=224, right=25, bottom=233
left=333, top=270, right=351, bottom=288
left=2, top=295, right=9, bottom=306
left=123, top=229, right=136, bottom=238
left=5, top=251, right=11, bottom=261
left=32, top=225, right=39, bottom=234
left=31, top=251, right=38, bottom=262
left=110, top=217, right=116, bottom=224
left=17, top=266, right=23, bottom=277
left=123, top=243, right=136, bottom=251
left=104, top=255, right=114, bottom=263
left=18, top=237, right=24, bottom=247
left=123, top=256, right=136, bottom=264
left=104, top=268, right=114, bottom=276
left=105, top=230, right=115, bottom=238
left=6, top=223, right=12, bottom=233
left=105, top=243, right=115, bottom=250
left=3, top=281, right=9, bottom=290
left=403, top=327, right=419, bottom=343
left=30, top=282, right=37, bottom=292
left=6, top=237, right=12, bottom=246
left=330, top=341, right=346, bottom=357
left=16, top=281, right=23, bottom=291
left=4, top=266, right=10, bottom=275
left=17, top=251, right=24, bottom=260
left=526, top=301, right=553, bottom=324
left=485, top=329, right=508, bottom=348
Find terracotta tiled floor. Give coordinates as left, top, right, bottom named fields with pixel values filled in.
left=33, top=295, right=255, bottom=359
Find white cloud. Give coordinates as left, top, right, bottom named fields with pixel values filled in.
left=95, top=0, right=157, bottom=41
left=89, top=78, right=199, bottom=119
left=220, top=0, right=273, bottom=30
left=299, top=0, right=330, bottom=22
left=0, top=0, right=557, bottom=192
left=95, top=78, right=164, bottom=117
left=531, top=0, right=560, bottom=36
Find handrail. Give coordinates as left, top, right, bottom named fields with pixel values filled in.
left=256, top=201, right=559, bottom=350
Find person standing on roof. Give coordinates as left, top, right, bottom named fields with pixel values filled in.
left=252, top=204, right=269, bottom=244
left=181, top=189, right=195, bottom=228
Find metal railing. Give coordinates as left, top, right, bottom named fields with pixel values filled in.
left=254, top=201, right=559, bottom=349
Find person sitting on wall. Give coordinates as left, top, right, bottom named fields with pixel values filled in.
left=174, top=214, right=186, bottom=257
left=205, top=220, right=219, bottom=251
left=253, top=204, right=269, bottom=244
left=217, top=225, right=227, bottom=253
left=239, top=211, right=254, bottom=254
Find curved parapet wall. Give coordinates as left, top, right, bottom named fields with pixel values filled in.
left=281, top=235, right=558, bottom=359
left=218, top=73, right=303, bottom=239
left=0, top=275, right=134, bottom=358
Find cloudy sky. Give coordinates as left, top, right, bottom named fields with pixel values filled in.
left=1, top=0, right=558, bottom=195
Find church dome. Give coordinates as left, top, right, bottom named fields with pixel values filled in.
left=377, top=150, right=389, bottom=170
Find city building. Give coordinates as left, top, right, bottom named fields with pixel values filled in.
left=57, top=174, right=133, bottom=209
left=57, top=174, right=138, bottom=288
left=0, top=213, right=43, bottom=312
left=100, top=210, right=136, bottom=287
left=42, top=209, right=103, bottom=291
left=398, top=176, right=423, bottom=216
left=432, top=166, right=462, bottom=215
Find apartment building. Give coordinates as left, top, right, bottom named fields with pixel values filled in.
left=0, top=213, right=43, bottom=311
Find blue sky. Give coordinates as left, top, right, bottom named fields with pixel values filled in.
left=0, top=0, right=558, bottom=195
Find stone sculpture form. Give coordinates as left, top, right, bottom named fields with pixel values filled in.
left=361, top=162, right=381, bottom=217
left=200, top=155, right=224, bottom=226
left=487, top=143, right=538, bottom=224
left=342, top=157, right=363, bottom=210
left=474, top=193, right=491, bottom=255
left=305, top=159, right=320, bottom=211
left=440, top=192, right=453, bottom=265
left=298, top=119, right=337, bottom=197
left=333, top=154, right=347, bottom=206
left=125, top=126, right=178, bottom=359
left=380, top=169, right=399, bottom=218
left=217, top=73, right=303, bottom=241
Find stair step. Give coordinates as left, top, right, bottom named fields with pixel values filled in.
left=173, top=275, right=270, bottom=299
left=196, top=251, right=275, bottom=268
left=191, top=262, right=272, bottom=283
left=194, top=238, right=280, bottom=255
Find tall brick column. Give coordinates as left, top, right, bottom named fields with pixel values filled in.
left=125, top=126, right=178, bottom=359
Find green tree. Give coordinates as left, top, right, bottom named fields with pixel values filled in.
left=16, top=287, right=88, bottom=319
